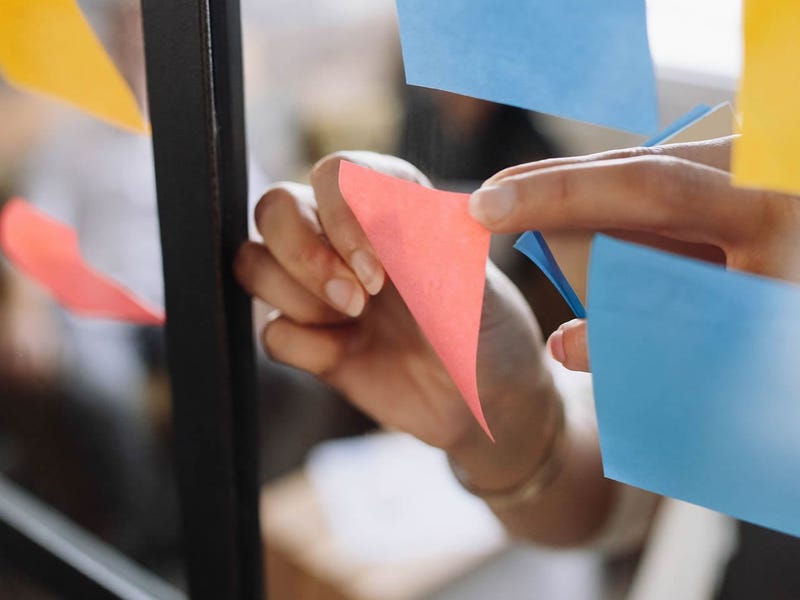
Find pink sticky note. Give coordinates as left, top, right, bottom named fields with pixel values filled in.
left=0, top=198, right=165, bottom=325
left=338, top=162, right=492, bottom=438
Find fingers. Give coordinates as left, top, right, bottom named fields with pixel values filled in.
left=235, top=241, right=346, bottom=325
left=310, top=151, right=432, bottom=296
left=547, top=319, right=590, bottom=372
left=470, top=155, right=761, bottom=248
left=262, top=317, right=353, bottom=378
left=254, top=182, right=367, bottom=317
left=249, top=153, right=433, bottom=321
left=311, top=154, right=385, bottom=295
left=483, top=136, right=734, bottom=186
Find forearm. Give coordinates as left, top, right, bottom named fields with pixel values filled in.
left=447, top=375, right=618, bottom=547
left=493, top=404, right=616, bottom=546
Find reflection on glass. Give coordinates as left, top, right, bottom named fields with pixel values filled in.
left=0, top=0, right=182, bottom=588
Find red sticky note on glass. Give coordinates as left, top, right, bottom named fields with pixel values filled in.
left=0, top=198, right=164, bottom=325
left=338, top=162, right=492, bottom=438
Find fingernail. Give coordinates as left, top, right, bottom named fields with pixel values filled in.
left=325, top=278, right=365, bottom=317
left=548, top=329, right=566, bottom=364
left=351, top=249, right=384, bottom=296
left=469, top=184, right=516, bottom=225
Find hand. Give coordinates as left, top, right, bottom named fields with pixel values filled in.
left=469, top=136, right=800, bottom=372
left=236, top=151, right=562, bottom=490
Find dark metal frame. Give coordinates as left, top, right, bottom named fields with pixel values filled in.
left=0, top=0, right=263, bottom=598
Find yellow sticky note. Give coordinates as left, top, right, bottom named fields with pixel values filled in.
left=0, top=0, right=148, bottom=134
left=732, top=0, right=800, bottom=196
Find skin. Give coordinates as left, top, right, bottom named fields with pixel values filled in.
left=471, top=136, right=800, bottom=373
left=235, top=137, right=800, bottom=546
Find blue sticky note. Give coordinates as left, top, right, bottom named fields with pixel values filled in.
left=514, top=231, right=585, bottom=318
left=395, top=0, right=659, bottom=134
left=589, top=235, right=800, bottom=537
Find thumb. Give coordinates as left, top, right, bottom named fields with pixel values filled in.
left=547, top=319, right=590, bottom=372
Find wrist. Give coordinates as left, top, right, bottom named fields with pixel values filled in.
left=449, top=398, right=566, bottom=509
left=445, top=381, right=564, bottom=493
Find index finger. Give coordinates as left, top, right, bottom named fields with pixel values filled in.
left=469, top=155, right=763, bottom=249
left=311, top=151, right=432, bottom=295
left=483, top=136, right=735, bottom=186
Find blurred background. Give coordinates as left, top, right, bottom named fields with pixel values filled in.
left=0, top=0, right=743, bottom=598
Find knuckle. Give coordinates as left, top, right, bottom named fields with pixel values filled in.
left=532, top=169, right=576, bottom=227
left=625, top=156, right=687, bottom=226
left=757, top=191, right=790, bottom=227
left=548, top=169, right=571, bottom=209
left=646, top=155, right=687, bottom=190
left=294, top=236, right=325, bottom=268
left=287, top=235, right=337, bottom=282
left=618, top=155, right=658, bottom=187
left=314, top=339, right=346, bottom=379
left=741, top=191, right=797, bottom=246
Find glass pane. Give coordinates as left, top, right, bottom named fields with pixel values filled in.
left=239, top=1, right=583, bottom=599
left=240, top=2, right=741, bottom=600
left=0, top=0, right=184, bottom=591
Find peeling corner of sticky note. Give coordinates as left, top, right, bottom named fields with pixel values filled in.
left=338, top=161, right=494, bottom=439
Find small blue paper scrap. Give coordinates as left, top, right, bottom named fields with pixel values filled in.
left=512, top=104, right=720, bottom=320
left=514, top=232, right=585, bottom=318
left=395, top=0, right=659, bottom=134
left=588, top=235, right=800, bottom=538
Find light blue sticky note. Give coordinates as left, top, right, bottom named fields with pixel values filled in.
left=395, top=0, right=659, bottom=134
left=589, top=235, right=800, bottom=537
left=513, top=231, right=586, bottom=318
